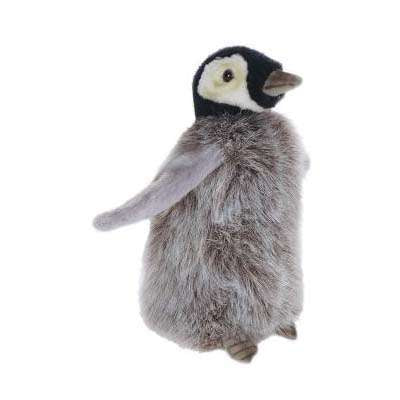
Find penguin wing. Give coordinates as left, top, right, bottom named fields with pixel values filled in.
left=93, top=142, right=223, bottom=231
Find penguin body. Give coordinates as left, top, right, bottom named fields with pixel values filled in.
left=141, top=110, right=307, bottom=351
left=94, top=47, right=308, bottom=362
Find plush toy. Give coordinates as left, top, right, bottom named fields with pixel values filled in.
left=94, top=46, right=308, bottom=363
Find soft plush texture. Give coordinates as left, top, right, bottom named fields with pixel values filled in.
left=193, top=46, right=283, bottom=117
left=94, top=46, right=307, bottom=362
left=140, top=110, right=308, bottom=350
left=93, top=143, right=223, bottom=231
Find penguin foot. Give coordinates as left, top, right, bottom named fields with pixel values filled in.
left=276, top=323, right=297, bottom=340
left=223, top=337, right=258, bottom=363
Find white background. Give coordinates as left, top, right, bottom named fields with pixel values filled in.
left=1, top=1, right=399, bottom=399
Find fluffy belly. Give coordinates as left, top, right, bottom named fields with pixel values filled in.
left=139, top=197, right=303, bottom=350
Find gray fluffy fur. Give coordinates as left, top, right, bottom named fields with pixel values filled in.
left=136, top=110, right=309, bottom=351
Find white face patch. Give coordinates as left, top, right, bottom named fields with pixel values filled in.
left=197, top=54, right=263, bottom=112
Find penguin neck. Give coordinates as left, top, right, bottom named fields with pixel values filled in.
left=193, top=96, right=256, bottom=119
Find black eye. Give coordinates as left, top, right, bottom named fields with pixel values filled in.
left=222, top=69, right=234, bottom=82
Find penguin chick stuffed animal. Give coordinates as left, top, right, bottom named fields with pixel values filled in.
left=94, top=46, right=308, bottom=363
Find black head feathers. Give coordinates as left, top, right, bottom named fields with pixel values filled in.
left=193, top=46, right=301, bottom=118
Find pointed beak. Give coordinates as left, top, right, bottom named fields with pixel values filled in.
left=263, top=70, right=302, bottom=96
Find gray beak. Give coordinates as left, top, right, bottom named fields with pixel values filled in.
left=263, top=70, right=302, bottom=96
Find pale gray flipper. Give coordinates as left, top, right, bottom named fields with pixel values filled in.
left=93, top=143, right=223, bottom=231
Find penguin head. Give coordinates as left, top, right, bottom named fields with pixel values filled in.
left=193, top=46, right=302, bottom=118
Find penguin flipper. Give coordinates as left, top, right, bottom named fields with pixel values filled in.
left=93, top=142, right=223, bottom=231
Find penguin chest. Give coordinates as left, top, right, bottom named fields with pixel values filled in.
left=198, top=144, right=287, bottom=227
